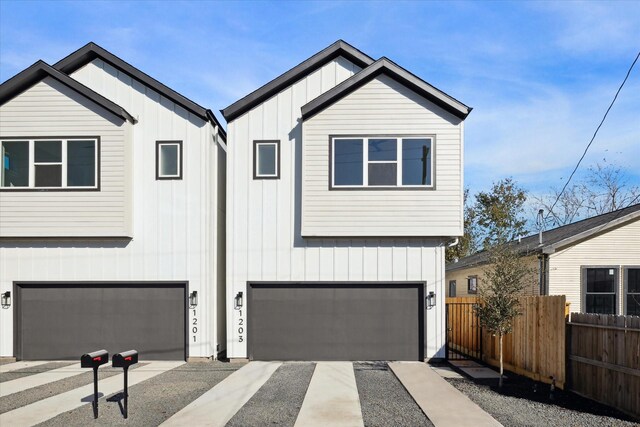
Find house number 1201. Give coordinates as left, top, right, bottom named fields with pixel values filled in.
left=192, top=309, right=198, bottom=342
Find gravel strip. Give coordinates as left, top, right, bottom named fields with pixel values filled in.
left=447, top=376, right=639, bottom=427
left=227, top=362, right=316, bottom=427
left=354, top=361, right=433, bottom=427
left=0, top=362, right=76, bottom=383
left=1, top=364, right=146, bottom=414
left=37, top=361, right=240, bottom=427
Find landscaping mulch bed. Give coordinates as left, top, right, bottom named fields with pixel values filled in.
left=446, top=369, right=639, bottom=427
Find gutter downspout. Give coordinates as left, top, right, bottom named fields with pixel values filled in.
left=447, top=238, right=459, bottom=248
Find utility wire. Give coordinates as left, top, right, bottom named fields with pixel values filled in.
left=544, top=50, right=640, bottom=222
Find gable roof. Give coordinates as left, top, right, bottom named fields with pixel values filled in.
left=53, top=42, right=226, bottom=140
left=447, top=202, right=640, bottom=272
left=0, top=60, right=136, bottom=123
left=301, top=57, right=472, bottom=121
left=221, top=40, right=375, bottom=123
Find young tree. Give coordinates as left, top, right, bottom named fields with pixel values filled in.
left=446, top=189, right=479, bottom=263
left=474, top=178, right=528, bottom=247
left=475, top=243, right=535, bottom=388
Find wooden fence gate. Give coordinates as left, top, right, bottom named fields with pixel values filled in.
left=445, top=299, right=482, bottom=360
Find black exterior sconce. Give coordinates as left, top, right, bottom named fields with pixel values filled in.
left=234, top=291, right=243, bottom=309
left=1, top=291, right=10, bottom=308
left=426, top=291, right=436, bottom=309
left=189, top=291, right=198, bottom=307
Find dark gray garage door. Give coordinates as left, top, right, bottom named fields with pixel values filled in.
left=16, top=283, right=186, bottom=360
left=248, top=283, right=423, bottom=361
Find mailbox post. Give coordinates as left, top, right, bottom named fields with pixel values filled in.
left=80, top=349, right=109, bottom=419
left=112, top=350, right=138, bottom=419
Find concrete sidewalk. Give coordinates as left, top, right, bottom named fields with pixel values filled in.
left=389, top=362, right=502, bottom=427
left=0, top=360, right=49, bottom=373
left=295, top=362, right=364, bottom=427
left=0, top=362, right=84, bottom=397
left=162, top=361, right=280, bottom=427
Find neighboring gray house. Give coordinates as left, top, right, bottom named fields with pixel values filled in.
left=446, top=203, right=640, bottom=315
left=222, top=40, right=471, bottom=361
left=0, top=43, right=227, bottom=361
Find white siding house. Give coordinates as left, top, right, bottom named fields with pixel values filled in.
left=222, top=41, right=471, bottom=361
left=0, top=44, right=226, bottom=361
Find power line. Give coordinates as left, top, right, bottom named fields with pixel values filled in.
left=544, top=50, right=640, bottom=222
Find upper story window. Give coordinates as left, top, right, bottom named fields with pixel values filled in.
left=467, top=276, right=478, bottom=294
left=254, top=140, right=280, bottom=179
left=156, top=141, right=182, bottom=180
left=1, top=138, right=98, bottom=190
left=331, top=136, right=433, bottom=188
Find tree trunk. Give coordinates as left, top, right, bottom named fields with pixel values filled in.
left=499, top=333, right=504, bottom=388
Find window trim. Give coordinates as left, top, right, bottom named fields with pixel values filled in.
left=467, top=276, right=478, bottom=295
left=329, top=134, right=436, bottom=190
left=156, top=140, right=183, bottom=180
left=623, top=266, right=640, bottom=316
left=253, top=140, right=280, bottom=180
left=0, top=136, right=100, bottom=191
left=581, top=265, right=619, bottom=315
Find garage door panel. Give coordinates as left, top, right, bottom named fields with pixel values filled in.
left=249, top=284, right=423, bottom=361
left=17, top=284, right=185, bottom=361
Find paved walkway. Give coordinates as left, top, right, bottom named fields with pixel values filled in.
left=0, top=360, right=49, bottom=373
left=161, top=361, right=281, bottom=427
left=295, top=362, right=364, bottom=427
left=0, top=361, right=184, bottom=426
left=0, top=362, right=84, bottom=397
left=389, top=362, right=502, bottom=427
left=449, top=360, right=503, bottom=379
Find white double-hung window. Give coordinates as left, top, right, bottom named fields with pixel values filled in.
left=331, top=136, right=433, bottom=188
left=1, top=138, right=98, bottom=189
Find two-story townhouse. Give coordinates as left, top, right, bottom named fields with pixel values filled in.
left=222, top=40, right=471, bottom=361
left=0, top=43, right=226, bottom=361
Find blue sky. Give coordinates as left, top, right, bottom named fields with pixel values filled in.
left=1, top=0, right=639, bottom=201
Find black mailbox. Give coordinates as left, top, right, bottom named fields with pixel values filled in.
left=81, top=349, right=109, bottom=368
left=112, top=350, right=138, bottom=368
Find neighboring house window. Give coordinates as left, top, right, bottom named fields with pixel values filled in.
left=449, top=280, right=457, bottom=297
left=331, top=136, right=433, bottom=188
left=156, top=141, right=182, bottom=180
left=1, top=138, right=98, bottom=189
left=583, top=267, right=617, bottom=314
left=254, top=140, right=280, bottom=179
left=625, top=267, right=640, bottom=316
left=467, top=276, right=478, bottom=294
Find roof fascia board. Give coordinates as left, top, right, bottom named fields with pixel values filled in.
left=302, top=57, right=471, bottom=121
left=542, top=211, right=640, bottom=254
left=221, top=40, right=375, bottom=123
left=53, top=42, right=226, bottom=133
left=0, top=60, right=136, bottom=123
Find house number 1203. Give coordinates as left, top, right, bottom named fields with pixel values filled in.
left=192, top=309, right=198, bottom=342
left=237, top=310, right=244, bottom=343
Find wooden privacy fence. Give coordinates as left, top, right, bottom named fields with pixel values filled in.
left=445, top=295, right=567, bottom=388
left=567, top=313, right=640, bottom=419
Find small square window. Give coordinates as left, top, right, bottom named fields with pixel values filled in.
left=254, top=140, right=280, bottom=179
left=156, top=141, right=182, bottom=180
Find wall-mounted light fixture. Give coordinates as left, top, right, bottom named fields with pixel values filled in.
left=234, top=291, right=243, bottom=309
left=1, top=291, right=10, bottom=309
left=426, top=291, right=436, bottom=309
left=189, top=291, right=198, bottom=307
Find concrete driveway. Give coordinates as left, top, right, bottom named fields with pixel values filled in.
left=0, top=360, right=500, bottom=426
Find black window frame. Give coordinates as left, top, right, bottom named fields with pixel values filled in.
left=0, top=136, right=100, bottom=191
left=449, top=280, right=457, bottom=297
left=624, top=266, right=640, bottom=316
left=156, top=140, right=183, bottom=180
left=253, top=140, right=280, bottom=180
left=467, top=276, right=478, bottom=295
left=582, top=266, right=618, bottom=315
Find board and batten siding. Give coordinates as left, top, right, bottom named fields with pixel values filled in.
left=0, top=77, right=132, bottom=237
left=227, top=56, right=448, bottom=359
left=0, top=58, right=226, bottom=359
left=302, top=75, right=463, bottom=237
left=548, top=218, right=640, bottom=314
